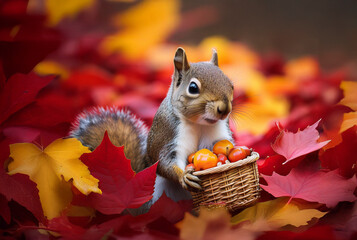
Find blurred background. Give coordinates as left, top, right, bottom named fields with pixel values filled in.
left=1, top=0, right=355, bottom=157
left=2, top=1, right=357, bottom=238
left=26, top=0, right=357, bottom=69
left=181, top=0, right=357, bottom=71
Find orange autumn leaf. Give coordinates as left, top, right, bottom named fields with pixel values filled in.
left=176, top=208, right=229, bottom=240
left=8, top=138, right=102, bottom=219
left=177, top=207, right=258, bottom=240
left=340, top=112, right=357, bottom=133
left=145, top=36, right=258, bottom=71
left=320, top=127, right=343, bottom=151
left=100, top=0, right=180, bottom=59
left=196, top=36, right=260, bottom=67
left=265, top=76, right=299, bottom=96
left=285, top=57, right=320, bottom=81
left=231, top=198, right=327, bottom=228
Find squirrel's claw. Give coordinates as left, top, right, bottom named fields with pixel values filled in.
left=183, top=170, right=202, bottom=191
left=186, top=173, right=201, bottom=182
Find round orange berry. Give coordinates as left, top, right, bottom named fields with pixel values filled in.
left=228, top=147, right=248, bottom=162
left=213, top=140, right=234, bottom=156
left=194, top=149, right=218, bottom=171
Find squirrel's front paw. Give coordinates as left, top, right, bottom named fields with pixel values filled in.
left=181, top=170, right=202, bottom=191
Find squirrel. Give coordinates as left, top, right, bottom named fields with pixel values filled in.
left=70, top=48, right=234, bottom=206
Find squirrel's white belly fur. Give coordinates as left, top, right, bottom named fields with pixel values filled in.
left=152, top=119, right=232, bottom=203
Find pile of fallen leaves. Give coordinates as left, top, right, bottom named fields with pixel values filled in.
left=1, top=0, right=357, bottom=239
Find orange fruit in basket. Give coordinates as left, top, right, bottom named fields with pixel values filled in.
left=187, top=153, right=195, bottom=164
left=237, top=146, right=252, bottom=156
left=194, top=149, right=218, bottom=170
left=213, top=140, right=234, bottom=156
left=228, top=147, right=248, bottom=162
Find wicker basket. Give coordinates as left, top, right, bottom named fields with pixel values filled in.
left=190, top=151, right=260, bottom=213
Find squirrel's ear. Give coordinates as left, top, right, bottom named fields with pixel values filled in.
left=210, top=48, right=218, bottom=66
left=174, top=47, right=190, bottom=72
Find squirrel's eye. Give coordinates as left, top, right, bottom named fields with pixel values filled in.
left=186, top=78, right=201, bottom=97
left=188, top=82, right=199, bottom=94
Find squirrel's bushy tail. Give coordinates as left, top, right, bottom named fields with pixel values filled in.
left=70, top=107, right=149, bottom=172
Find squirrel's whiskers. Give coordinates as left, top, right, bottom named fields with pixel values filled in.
left=230, top=97, right=253, bottom=130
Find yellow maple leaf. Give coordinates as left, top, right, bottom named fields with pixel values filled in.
left=44, top=0, right=95, bottom=26
left=66, top=205, right=95, bottom=218
left=100, top=0, right=180, bottom=59
left=8, top=138, right=102, bottom=219
left=339, top=81, right=357, bottom=132
left=340, top=81, right=357, bottom=111
left=231, top=198, right=327, bottom=228
left=34, top=61, right=69, bottom=80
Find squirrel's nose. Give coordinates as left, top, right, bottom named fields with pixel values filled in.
left=216, top=101, right=231, bottom=119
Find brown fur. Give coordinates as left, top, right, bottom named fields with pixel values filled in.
left=171, top=62, right=233, bottom=123
left=145, top=94, right=181, bottom=182
left=70, top=108, right=148, bottom=172
left=144, top=48, right=234, bottom=186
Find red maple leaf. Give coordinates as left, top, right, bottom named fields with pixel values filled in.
left=63, top=67, right=114, bottom=91
left=320, top=126, right=357, bottom=178
left=1, top=94, right=80, bottom=130
left=319, top=199, right=357, bottom=240
left=261, top=167, right=357, bottom=208
left=0, top=194, right=10, bottom=223
left=100, top=193, right=190, bottom=237
left=0, top=1, right=61, bottom=79
left=130, top=193, right=191, bottom=228
left=80, top=132, right=158, bottom=215
left=0, top=73, right=54, bottom=125
left=2, top=124, right=71, bottom=148
left=0, top=168, right=44, bottom=223
left=48, top=213, right=178, bottom=240
left=48, top=215, right=110, bottom=240
left=257, top=154, right=305, bottom=176
left=271, top=119, right=330, bottom=164
left=257, top=225, right=338, bottom=240
left=49, top=193, right=190, bottom=239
